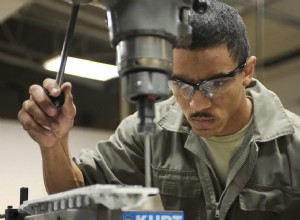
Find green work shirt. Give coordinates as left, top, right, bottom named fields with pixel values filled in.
left=74, top=79, right=300, bottom=220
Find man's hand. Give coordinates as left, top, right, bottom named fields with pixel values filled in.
left=18, top=78, right=76, bottom=148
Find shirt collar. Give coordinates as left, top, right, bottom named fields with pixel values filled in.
left=246, top=79, right=294, bottom=141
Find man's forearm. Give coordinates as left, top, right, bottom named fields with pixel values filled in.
left=40, top=136, right=85, bottom=194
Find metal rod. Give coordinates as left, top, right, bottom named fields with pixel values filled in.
left=144, top=134, right=152, bottom=187
left=49, top=4, right=79, bottom=108
left=57, top=4, right=80, bottom=86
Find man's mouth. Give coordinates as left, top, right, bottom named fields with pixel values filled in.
left=189, top=112, right=215, bottom=128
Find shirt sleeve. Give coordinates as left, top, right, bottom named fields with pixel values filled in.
left=73, top=113, right=146, bottom=186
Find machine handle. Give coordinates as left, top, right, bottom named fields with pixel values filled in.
left=49, top=4, right=79, bottom=108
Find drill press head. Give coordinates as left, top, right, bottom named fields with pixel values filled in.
left=65, top=0, right=208, bottom=134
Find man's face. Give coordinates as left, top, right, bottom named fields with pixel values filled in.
left=172, top=45, right=252, bottom=137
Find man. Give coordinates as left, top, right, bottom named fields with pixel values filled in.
left=18, top=0, right=300, bottom=219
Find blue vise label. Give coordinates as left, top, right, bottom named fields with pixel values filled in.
left=122, top=211, right=184, bottom=220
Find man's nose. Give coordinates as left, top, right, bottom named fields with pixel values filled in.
left=189, top=89, right=212, bottom=110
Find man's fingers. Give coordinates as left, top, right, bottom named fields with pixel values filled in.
left=60, top=82, right=76, bottom=120
left=20, top=97, right=59, bottom=131
left=18, top=78, right=75, bottom=148
left=43, top=78, right=62, bottom=97
left=18, top=108, right=53, bottom=136
left=29, top=84, right=59, bottom=117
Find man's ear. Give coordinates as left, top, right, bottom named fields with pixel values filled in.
left=243, top=56, right=256, bottom=86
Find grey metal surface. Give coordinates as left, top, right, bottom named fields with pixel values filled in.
left=19, top=184, right=159, bottom=215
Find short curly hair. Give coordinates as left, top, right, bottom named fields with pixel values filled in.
left=180, top=0, right=250, bottom=64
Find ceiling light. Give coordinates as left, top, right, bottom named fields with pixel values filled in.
left=43, top=56, right=119, bottom=81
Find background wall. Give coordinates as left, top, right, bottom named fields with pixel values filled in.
left=0, top=118, right=112, bottom=213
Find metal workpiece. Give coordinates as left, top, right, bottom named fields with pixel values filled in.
left=16, top=184, right=185, bottom=220
left=18, top=185, right=159, bottom=220
left=19, top=185, right=159, bottom=215
left=24, top=207, right=122, bottom=220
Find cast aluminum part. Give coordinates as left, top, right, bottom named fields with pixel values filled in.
left=19, top=184, right=159, bottom=215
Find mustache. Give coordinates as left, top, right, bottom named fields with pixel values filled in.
left=189, top=111, right=214, bottom=118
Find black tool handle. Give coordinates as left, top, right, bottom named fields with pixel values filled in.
left=49, top=4, right=79, bottom=108
left=49, top=92, right=66, bottom=108
left=19, top=187, right=28, bottom=205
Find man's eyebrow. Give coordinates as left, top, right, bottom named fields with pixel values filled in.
left=170, top=74, right=190, bottom=82
left=170, top=73, right=180, bottom=79
left=171, top=71, right=233, bottom=83
left=210, top=71, right=232, bottom=78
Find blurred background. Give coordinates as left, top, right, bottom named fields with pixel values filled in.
left=1, top=0, right=300, bottom=129
left=0, top=0, right=299, bottom=212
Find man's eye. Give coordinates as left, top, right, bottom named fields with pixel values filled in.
left=177, top=82, right=190, bottom=89
left=212, top=80, right=225, bottom=87
left=209, top=79, right=230, bottom=88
